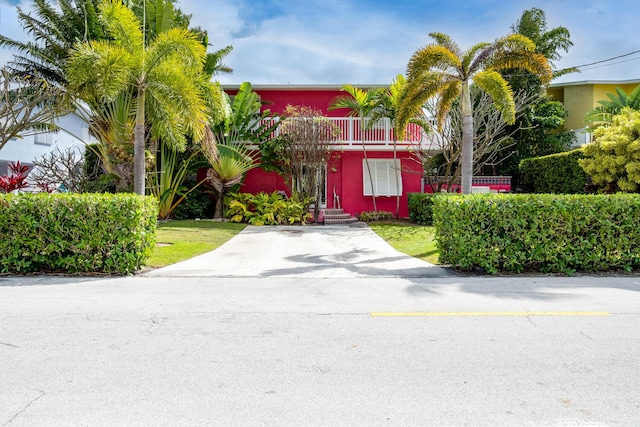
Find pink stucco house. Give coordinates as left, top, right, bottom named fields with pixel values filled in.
left=223, top=84, right=430, bottom=220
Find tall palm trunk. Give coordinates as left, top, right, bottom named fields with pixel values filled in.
left=393, top=134, right=400, bottom=218
left=361, top=117, right=377, bottom=211
left=134, top=88, right=146, bottom=195
left=460, top=82, right=473, bottom=194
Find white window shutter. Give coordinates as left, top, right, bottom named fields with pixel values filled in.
left=363, top=159, right=402, bottom=196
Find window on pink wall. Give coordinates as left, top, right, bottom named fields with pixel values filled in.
left=363, top=159, right=402, bottom=196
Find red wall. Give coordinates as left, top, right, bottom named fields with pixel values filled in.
left=226, top=87, right=356, bottom=116
left=241, top=167, right=289, bottom=195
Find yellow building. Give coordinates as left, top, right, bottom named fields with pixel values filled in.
left=548, top=78, right=640, bottom=145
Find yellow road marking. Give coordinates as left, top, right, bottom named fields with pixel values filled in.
left=370, top=311, right=611, bottom=317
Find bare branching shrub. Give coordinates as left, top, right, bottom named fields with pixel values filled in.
left=278, top=105, right=341, bottom=220
left=30, top=147, right=85, bottom=193
left=1, top=69, right=67, bottom=150
left=413, top=89, right=539, bottom=192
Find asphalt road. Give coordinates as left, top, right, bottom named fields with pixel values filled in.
left=2, top=275, right=639, bottom=426
left=1, top=226, right=639, bottom=426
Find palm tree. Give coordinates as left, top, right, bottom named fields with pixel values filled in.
left=204, top=143, right=259, bottom=219
left=75, top=91, right=136, bottom=191
left=329, top=84, right=384, bottom=211
left=398, top=32, right=551, bottom=194
left=511, top=8, right=576, bottom=80
left=66, top=0, right=219, bottom=195
left=126, top=0, right=234, bottom=77
left=0, top=0, right=105, bottom=86
left=370, top=74, right=408, bottom=218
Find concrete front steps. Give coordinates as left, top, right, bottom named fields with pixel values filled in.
left=323, top=208, right=359, bottom=225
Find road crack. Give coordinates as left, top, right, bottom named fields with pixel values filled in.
left=0, top=342, right=19, bottom=348
left=3, top=389, right=46, bottom=426
left=145, top=314, right=164, bottom=335
left=580, top=331, right=594, bottom=341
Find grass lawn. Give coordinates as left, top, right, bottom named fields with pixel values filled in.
left=368, top=221, right=439, bottom=264
left=148, top=220, right=246, bottom=268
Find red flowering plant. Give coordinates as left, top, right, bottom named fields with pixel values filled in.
left=0, top=161, right=30, bottom=193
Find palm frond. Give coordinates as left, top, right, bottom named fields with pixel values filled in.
left=66, top=40, right=136, bottom=102
left=428, top=32, right=461, bottom=56
left=144, top=28, right=206, bottom=76
left=406, top=44, right=462, bottom=81
left=552, top=67, right=579, bottom=79
left=435, top=80, right=463, bottom=127
left=397, top=72, right=452, bottom=138
left=99, top=0, right=143, bottom=54
left=204, top=45, right=234, bottom=76
left=328, top=84, right=382, bottom=117
left=461, top=42, right=491, bottom=74
left=486, top=51, right=552, bottom=83
left=473, top=70, right=516, bottom=124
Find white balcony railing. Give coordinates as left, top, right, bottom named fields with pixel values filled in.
left=263, top=117, right=435, bottom=151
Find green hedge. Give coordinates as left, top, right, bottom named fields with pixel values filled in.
left=0, top=193, right=157, bottom=274
left=407, top=192, right=440, bottom=225
left=519, top=149, right=588, bottom=194
left=434, top=194, right=640, bottom=274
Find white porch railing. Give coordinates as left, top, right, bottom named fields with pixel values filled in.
left=263, top=117, right=435, bottom=150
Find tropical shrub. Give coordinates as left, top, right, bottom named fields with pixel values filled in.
left=148, top=143, right=206, bottom=220
left=518, top=149, right=588, bottom=194
left=407, top=192, right=442, bottom=225
left=0, top=193, right=157, bottom=274
left=0, top=161, right=30, bottom=193
left=172, top=185, right=214, bottom=219
left=227, top=192, right=311, bottom=226
left=434, top=193, right=640, bottom=275
left=579, top=108, right=640, bottom=192
left=357, top=210, right=394, bottom=222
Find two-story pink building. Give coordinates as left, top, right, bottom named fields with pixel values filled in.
left=223, top=84, right=431, bottom=219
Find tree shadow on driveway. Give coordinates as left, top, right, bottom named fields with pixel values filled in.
left=260, top=250, right=454, bottom=279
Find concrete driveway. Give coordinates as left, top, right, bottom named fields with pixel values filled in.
left=145, top=223, right=452, bottom=278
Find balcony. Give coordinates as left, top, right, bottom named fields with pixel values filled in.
left=264, top=117, right=435, bottom=151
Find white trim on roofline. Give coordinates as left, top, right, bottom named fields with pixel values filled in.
left=221, top=83, right=388, bottom=91
left=223, top=79, right=640, bottom=90
left=551, top=78, right=640, bottom=87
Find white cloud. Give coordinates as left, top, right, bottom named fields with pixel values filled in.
left=0, top=1, right=30, bottom=68
left=2, top=0, right=640, bottom=85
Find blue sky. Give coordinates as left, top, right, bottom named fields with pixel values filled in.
left=1, top=0, right=639, bottom=85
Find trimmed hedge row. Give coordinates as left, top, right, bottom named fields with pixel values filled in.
left=407, top=192, right=440, bottom=225
left=358, top=210, right=394, bottom=222
left=433, top=194, right=640, bottom=274
left=518, top=149, right=588, bottom=194
left=0, top=193, right=157, bottom=274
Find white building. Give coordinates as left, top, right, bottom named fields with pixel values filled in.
left=0, top=112, right=92, bottom=176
